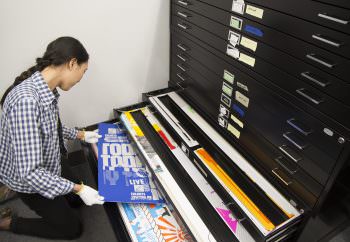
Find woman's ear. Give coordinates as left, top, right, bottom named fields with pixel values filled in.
left=68, top=58, right=78, bottom=70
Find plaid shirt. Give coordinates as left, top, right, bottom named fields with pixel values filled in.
left=0, top=71, right=78, bottom=199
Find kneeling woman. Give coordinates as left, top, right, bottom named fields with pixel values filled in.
left=0, top=37, right=104, bottom=239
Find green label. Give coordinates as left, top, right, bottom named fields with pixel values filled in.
left=223, top=70, right=235, bottom=84
left=230, top=16, right=242, bottom=30
left=222, top=83, right=233, bottom=97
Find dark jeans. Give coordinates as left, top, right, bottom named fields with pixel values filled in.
left=10, top=193, right=82, bottom=240
left=9, top=157, right=83, bottom=240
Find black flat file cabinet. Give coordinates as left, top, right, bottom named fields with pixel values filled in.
left=82, top=1, right=349, bottom=241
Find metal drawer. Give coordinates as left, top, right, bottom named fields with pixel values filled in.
left=171, top=32, right=347, bottom=160
left=171, top=26, right=350, bottom=129
left=172, top=6, right=350, bottom=105
left=172, top=1, right=350, bottom=84
left=173, top=0, right=350, bottom=59
left=170, top=67, right=322, bottom=205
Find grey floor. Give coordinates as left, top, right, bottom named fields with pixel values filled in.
left=0, top=149, right=117, bottom=242
left=0, top=197, right=116, bottom=242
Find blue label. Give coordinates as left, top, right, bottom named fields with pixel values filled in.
left=244, top=25, right=263, bottom=37
left=233, top=104, right=245, bottom=117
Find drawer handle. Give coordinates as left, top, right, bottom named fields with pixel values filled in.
left=301, top=72, right=330, bottom=88
left=287, top=118, right=313, bottom=136
left=279, top=145, right=302, bottom=163
left=275, top=157, right=297, bottom=175
left=283, top=132, right=308, bottom=150
left=296, top=88, right=324, bottom=105
left=176, top=54, right=187, bottom=62
left=177, top=23, right=189, bottom=30
left=176, top=63, right=187, bottom=72
left=177, top=73, right=186, bottom=81
left=312, top=34, right=342, bottom=48
left=177, top=11, right=190, bottom=18
left=306, top=54, right=335, bottom=68
left=177, top=43, right=189, bottom=52
left=177, top=0, right=189, bottom=6
left=318, top=13, right=349, bottom=25
left=272, top=168, right=292, bottom=186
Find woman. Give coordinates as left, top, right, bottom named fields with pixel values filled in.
left=0, top=36, right=104, bottom=239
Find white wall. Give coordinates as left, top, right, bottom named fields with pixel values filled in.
left=0, top=0, right=169, bottom=128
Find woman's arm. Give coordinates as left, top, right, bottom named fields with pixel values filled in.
left=9, top=98, right=75, bottom=199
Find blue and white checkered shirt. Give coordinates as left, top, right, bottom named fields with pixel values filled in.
left=0, top=71, right=78, bottom=199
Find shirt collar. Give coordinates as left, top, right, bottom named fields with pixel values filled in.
left=31, top=71, right=60, bottom=106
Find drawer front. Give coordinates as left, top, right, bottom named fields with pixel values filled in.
left=171, top=33, right=347, bottom=160
left=172, top=54, right=335, bottom=186
left=314, top=0, right=350, bottom=9
left=171, top=26, right=350, bottom=129
left=170, top=66, right=322, bottom=205
left=172, top=7, right=350, bottom=105
left=173, top=1, right=350, bottom=84
left=246, top=0, right=350, bottom=35
left=173, top=0, right=350, bottom=59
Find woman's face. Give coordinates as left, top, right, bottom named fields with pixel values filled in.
left=59, top=59, right=88, bottom=91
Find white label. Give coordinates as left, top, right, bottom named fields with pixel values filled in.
left=232, top=1, right=245, bottom=15
left=226, top=45, right=240, bottom=59
left=235, top=91, right=250, bottom=107
left=220, top=104, right=230, bottom=118
left=228, top=30, right=241, bottom=46
left=237, top=81, right=249, bottom=92
left=218, top=116, right=228, bottom=128
left=221, top=93, right=232, bottom=107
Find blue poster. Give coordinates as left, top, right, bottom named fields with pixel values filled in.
left=97, top=123, right=164, bottom=203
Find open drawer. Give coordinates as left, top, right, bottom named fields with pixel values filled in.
left=113, top=90, right=304, bottom=241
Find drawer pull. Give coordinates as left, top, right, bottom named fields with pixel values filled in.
left=177, top=0, right=189, bottom=6
left=296, top=88, right=324, bottom=105
left=279, top=145, right=302, bottom=163
left=275, top=156, right=298, bottom=175
left=283, top=132, right=308, bottom=150
left=312, top=34, right=342, bottom=48
left=318, top=13, right=349, bottom=25
left=176, top=63, right=187, bottom=72
left=306, top=54, right=335, bottom=68
left=301, top=72, right=330, bottom=88
left=177, top=11, right=190, bottom=18
left=177, top=43, right=189, bottom=52
left=176, top=73, right=186, bottom=81
left=177, top=23, right=189, bottom=30
left=176, top=54, right=187, bottom=62
left=272, top=168, right=292, bottom=186
left=287, top=118, right=313, bottom=136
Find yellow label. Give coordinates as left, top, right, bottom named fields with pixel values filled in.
left=231, top=115, right=244, bottom=128
left=227, top=123, right=241, bottom=139
left=239, top=53, right=256, bottom=67
left=246, top=5, right=264, bottom=19
left=125, top=111, right=144, bottom=137
left=195, top=148, right=275, bottom=231
left=240, top=36, right=258, bottom=52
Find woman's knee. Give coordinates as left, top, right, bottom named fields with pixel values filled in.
left=58, top=217, right=83, bottom=240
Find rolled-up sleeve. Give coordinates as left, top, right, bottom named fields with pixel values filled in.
left=62, top=124, right=78, bottom=140
left=8, top=98, right=74, bottom=199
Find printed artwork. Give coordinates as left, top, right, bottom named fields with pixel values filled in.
left=97, top=123, right=164, bottom=203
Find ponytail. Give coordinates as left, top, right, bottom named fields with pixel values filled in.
left=0, top=36, right=89, bottom=108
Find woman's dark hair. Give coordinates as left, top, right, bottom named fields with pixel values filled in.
left=0, top=36, right=89, bottom=107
